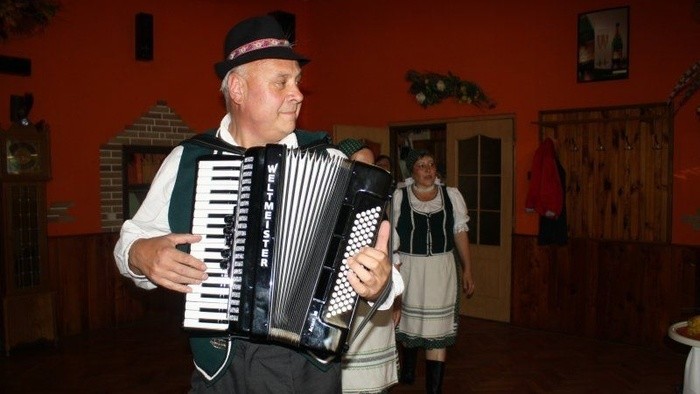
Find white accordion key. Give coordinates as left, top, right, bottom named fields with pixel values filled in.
left=189, top=284, right=230, bottom=296
left=184, top=298, right=229, bottom=308
left=183, top=318, right=229, bottom=331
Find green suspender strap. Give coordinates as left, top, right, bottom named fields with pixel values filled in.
left=295, top=130, right=332, bottom=153
left=168, top=129, right=245, bottom=384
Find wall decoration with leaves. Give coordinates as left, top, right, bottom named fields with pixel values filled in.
left=405, top=70, right=496, bottom=109
left=0, top=0, right=61, bottom=41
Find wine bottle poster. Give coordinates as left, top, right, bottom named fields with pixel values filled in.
left=577, top=6, right=629, bottom=82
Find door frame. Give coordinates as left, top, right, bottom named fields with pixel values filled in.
left=389, top=114, right=516, bottom=322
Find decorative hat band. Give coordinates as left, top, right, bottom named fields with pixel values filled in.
left=227, top=38, right=292, bottom=60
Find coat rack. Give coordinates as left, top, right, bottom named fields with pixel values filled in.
left=536, top=103, right=672, bottom=242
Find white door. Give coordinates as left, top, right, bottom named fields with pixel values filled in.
left=446, top=117, right=514, bottom=322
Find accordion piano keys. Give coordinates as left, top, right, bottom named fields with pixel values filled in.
left=184, top=156, right=245, bottom=331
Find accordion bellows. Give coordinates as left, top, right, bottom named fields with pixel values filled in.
left=183, top=144, right=393, bottom=357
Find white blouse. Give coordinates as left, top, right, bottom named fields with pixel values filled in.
left=391, top=185, right=471, bottom=234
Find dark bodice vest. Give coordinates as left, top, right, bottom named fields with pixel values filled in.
left=396, top=185, right=455, bottom=256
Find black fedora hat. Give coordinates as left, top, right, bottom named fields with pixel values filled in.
left=214, top=15, right=309, bottom=79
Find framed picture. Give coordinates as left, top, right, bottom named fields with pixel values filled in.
left=577, top=6, right=629, bottom=82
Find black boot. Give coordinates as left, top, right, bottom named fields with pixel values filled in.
left=399, top=346, right=418, bottom=384
left=425, top=360, right=445, bottom=394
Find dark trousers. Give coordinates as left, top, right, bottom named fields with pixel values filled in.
left=189, top=340, right=341, bottom=394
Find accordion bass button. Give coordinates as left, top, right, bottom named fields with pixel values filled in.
left=219, top=250, right=231, bottom=269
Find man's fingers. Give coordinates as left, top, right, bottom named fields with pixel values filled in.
left=351, top=248, right=381, bottom=271
left=163, top=234, right=207, bottom=272
left=347, top=270, right=373, bottom=300
left=171, top=254, right=208, bottom=281
left=154, top=276, right=195, bottom=293
left=166, top=233, right=202, bottom=246
left=348, top=258, right=373, bottom=283
left=130, top=234, right=208, bottom=294
left=372, top=221, right=390, bottom=254
left=149, top=257, right=207, bottom=293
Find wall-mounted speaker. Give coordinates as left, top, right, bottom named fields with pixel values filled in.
left=10, top=95, right=27, bottom=123
left=268, top=11, right=296, bottom=44
left=135, top=13, right=154, bottom=61
left=0, top=55, right=31, bottom=76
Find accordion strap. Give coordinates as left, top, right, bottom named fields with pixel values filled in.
left=295, top=130, right=332, bottom=153
left=349, top=276, right=393, bottom=345
left=185, top=130, right=330, bottom=155
left=185, top=132, right=246, bottom=155
left=309, top=278, right=393, bottom=365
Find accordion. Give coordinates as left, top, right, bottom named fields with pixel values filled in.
left=183, top=143, right=393, bottom=357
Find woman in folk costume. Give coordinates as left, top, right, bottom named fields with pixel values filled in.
left=336, top=138, right=403, bottom=394
left=393, top=149, right=475, bottom=394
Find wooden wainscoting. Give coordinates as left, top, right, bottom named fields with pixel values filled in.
left=511, top=234, right=698, bottom=347
left=47, top=232, right=181, bottom=337
left=45, top=232, right=698, bottom=347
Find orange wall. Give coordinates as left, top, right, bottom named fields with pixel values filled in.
left=302, top=0, right=700, bottom=245
left=1, top=0, right=698, bottom=245
left=0, top=0, right=311, bottom=236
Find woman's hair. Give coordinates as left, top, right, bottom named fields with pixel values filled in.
left=375, top=154, right=391, bottom=164
left=405, top=149, right=432, bottom=172
left=336, top=138, right=367, bottom=158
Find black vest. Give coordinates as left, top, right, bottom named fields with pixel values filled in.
left=396, top=185, right=455, bottom=255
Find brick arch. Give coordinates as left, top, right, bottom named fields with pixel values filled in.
left=99, top=101, right=195, bottom=232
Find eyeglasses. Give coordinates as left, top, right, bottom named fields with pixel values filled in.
left=415, top=162, right=436, bottom=170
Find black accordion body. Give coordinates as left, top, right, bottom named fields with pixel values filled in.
left=183, top=144, right=393, bottom=357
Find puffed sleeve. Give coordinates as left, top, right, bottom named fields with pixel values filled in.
left=391, top=188, right=404, bottom=225
left=446, top=187, right=470, bottom=233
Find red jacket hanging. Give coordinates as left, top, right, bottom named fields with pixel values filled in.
left=525, top=138, right=563, bottom=218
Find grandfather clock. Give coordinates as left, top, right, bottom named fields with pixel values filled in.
left=0, top=121, right=55, bottom=354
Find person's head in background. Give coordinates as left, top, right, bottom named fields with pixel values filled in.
left=375, top=155, right=391, bottom=173
left=337, top=138, right=375, bottom=165
left=405, top=148, right=437, bottom=190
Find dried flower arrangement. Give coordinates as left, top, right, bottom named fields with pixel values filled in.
left=405, top=70, right=496, bottom=109
left=0, top=0, right=61, bottom=41
left=667, top=61, right=700, bottom=115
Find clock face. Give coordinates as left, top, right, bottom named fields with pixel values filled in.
left=6, top=139, right=40, bottom=174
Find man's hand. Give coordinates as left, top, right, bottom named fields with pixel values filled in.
left=347, top=220, right=392, bottom=301
left=128, top=233, right=208, bottom=293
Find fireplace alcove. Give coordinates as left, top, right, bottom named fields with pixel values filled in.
left=99, top=101, right=195, bottom=233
